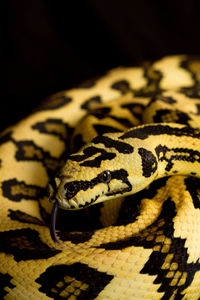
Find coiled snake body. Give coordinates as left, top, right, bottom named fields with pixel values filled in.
left=1, top=55, right=200, bottom=299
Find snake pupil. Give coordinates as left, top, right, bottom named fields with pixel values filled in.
left=100, top=170, right=111, bottom=183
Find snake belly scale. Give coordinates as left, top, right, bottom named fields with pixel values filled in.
left=1, top=55, right=200, bottom=299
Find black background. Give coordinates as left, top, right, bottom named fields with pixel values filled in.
left=3, top=0, right=200, bottom=131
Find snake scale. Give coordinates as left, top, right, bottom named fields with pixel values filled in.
left=1, top=55, right=200, bottom=299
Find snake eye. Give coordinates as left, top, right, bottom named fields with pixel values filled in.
left=64, top=182, right=77, bottom=199
left=99, top=170, right=111, bottom=183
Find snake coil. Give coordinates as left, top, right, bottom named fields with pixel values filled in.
left=1, top=55, right=200, bottom=299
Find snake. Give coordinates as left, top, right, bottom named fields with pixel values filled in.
left=1, top=55, right=200, bottom=299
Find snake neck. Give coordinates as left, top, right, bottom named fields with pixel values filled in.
left=123, top=123, right=200, bottom=183
left=156, top=138, right=200, bottom=179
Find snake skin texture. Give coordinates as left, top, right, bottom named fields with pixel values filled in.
left=1, top=55, right=200, bottom=299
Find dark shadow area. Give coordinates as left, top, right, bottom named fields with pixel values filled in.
left=2, top=0, right=200, bottom=130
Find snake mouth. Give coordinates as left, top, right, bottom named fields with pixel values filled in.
left=64, top=194, right=101, bottom=210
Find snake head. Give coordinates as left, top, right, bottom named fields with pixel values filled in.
left=48, top=132, right=137, bottom=210
left=48, top=155, right=132, bottom=242
left=50, top=162, right=132, bottom=211
left=49, top=131, right=160, bottom=211
left=48, top=130, right=159, bottom=241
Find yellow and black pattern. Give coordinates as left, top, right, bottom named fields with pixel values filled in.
left=1, top=55, right=200, bottom=299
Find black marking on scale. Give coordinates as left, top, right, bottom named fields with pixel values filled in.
left=190, top=172, right=197, bottom=175
left=111, top=80, right=132, bottom=94
left=184, top=177, right=200, bottom=209
left=119, top=124, right=200, bottom=140
left=63, top=168, right=131, bottom=202
left=72, top=133, right=85, bottom=152
left=69, top=146, right=116, bottom=168
left=138, top=148, right=158, bottom=178
left=96, top=198, right=200, bottom=298
left=105, top=169, right=132, bottom=197
left=91, top=107, right=111, bottom=119
left=154, top=94, right=177, bottom=104
left=81, top=96, right=102, bottom=111
left=155, top=145, right=200, bottom=172
left=93, top=124, right=122, bottom=136
left=121, top=102, right=145, bottom=121
left=152, top=109, right=192, bottom=125
left=195, top=103, right=200, bottom=115
left=109, top=116, right=135, bottom=128
left=93, top=135, right=134, bottom=154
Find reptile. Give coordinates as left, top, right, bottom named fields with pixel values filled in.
left=1, top=55, right=200, bottom=299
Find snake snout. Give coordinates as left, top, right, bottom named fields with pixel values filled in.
left=53, top=174, right=81, bottom=209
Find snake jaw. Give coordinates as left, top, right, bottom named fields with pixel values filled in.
left=62, top=194, right=101, bottom=210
